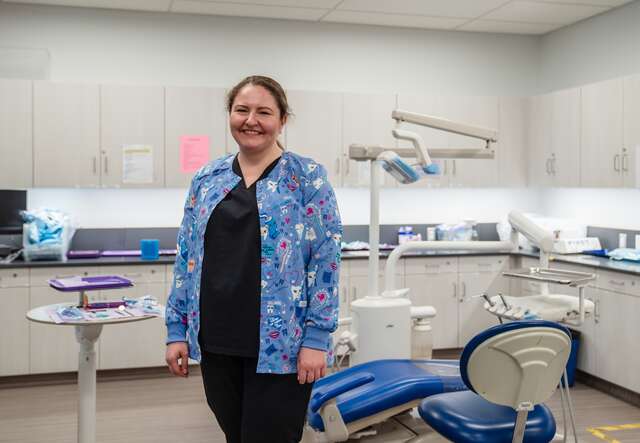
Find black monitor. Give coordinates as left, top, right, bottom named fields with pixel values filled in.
left=0, top=190, right=27, bottom=234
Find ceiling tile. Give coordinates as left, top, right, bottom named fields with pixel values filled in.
left=336, top=0, right=512, bottom=19
left=5, top=0, right=173, bottom=11
left=171, top=0, right=327, bottom=20
left=323, top=10, right=468, bottom=30
left=194, top=0, right=342, bottom=8
left=483, top=1, right=610, bottom=24
left=458, top=19, right=558, bottom=34
left=526, top=0, right=632, bottom=7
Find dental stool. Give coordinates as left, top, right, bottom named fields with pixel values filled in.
left=416, top=320, right=571, bottom=443
left=304, top=359, right=467, bottom=442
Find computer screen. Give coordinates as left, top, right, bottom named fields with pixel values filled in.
left=0, top=190, right=27, bottom=234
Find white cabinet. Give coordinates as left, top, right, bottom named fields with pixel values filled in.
left=348, top=258, right=403, bottom=302
left=498, top=97, right=528, bottom=187
left=98, top=265, right=167, bottom=369
left=341, top=92, right=398, bottom=188
left=285, top=91, right=342, bottom=186
left=623, top=74, right=640, bottom=188
left=0, top=269, right=30, bottom=376
left=404, top=258, right=458, bottom=349
left=33, top=81, right=100, bottom=187
left=28, top=267, right=102, bottom=374
left=457, top=256, right=508, bottom=346
left=0, top=79, right=32, bottom=188
left=100, top=84, right=165, bottom=188
left=165, top=86, right=227, bottom=188
left=528, top=89, right=581, bottom=187
left=580, top=78, right=624, bottom=187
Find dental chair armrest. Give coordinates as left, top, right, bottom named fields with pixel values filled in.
left=309, top=373, right=375, bottom=413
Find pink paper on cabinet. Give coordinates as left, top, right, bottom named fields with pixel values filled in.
left=180, top=136, right=210, bottom=173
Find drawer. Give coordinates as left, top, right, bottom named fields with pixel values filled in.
left=405, top=257, right=457, bottom=275
left=0, top=268, right=29, bottom=288
left=29, top=266, right=102, bottom=287
left=595, top=270, right=640, bottom=297
left=459, top=255, right=508, bottom=274
left=102, top=265, right=165, bottom=284
left=349, top=258, right=402, bottom=277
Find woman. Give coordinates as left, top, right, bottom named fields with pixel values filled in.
left=165, top=75, right=342, bottom=443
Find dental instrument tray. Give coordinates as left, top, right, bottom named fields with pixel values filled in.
left=502, top=267, right=595, bottom=287
left=48, top=275, right=133, bottom=292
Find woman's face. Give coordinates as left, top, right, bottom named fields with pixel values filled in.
left=229, top=84, right=286, bottom=154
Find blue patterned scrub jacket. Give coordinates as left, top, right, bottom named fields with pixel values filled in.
left=165, top=151, right=342, bottom=374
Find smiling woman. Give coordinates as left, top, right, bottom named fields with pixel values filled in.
left=164, top=75, right=343, bottom=443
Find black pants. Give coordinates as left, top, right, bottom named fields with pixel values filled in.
left=200, top=351, right=313, bottom=443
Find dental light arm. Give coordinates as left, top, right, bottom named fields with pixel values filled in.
left=508, top=211, right=555, bottom=269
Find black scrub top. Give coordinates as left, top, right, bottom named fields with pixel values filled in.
left=199, top=155, right=281, bottom=357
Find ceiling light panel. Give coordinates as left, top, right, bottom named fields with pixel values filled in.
left=171, top=0, right=327, bottom=20
left=193, top=0, right=342, bottom=7
left=459, top=19, right=558, bottom=34
left=323, top=10, right=468, bottom=29
left=336, top=0, right=513, bottom=19
left=483, top=1, right=609, bottom=24
left=4, top=0, right=173, bottom=11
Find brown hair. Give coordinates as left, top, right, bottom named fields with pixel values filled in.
left=226, top=75, right=291, bottom=122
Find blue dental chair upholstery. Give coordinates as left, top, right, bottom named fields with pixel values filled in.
left=417, top=320, right=571, bottom=443
left=306, top=359, right=467, bottom=441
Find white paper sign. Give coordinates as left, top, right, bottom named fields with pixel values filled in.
left=122, top=145, right=154, bottom=184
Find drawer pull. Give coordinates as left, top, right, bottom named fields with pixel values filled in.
left=609, top=280, right=625, bottom=286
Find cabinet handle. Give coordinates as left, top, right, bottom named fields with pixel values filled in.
left=622, top=153, right=629, bottom=172
left=608, top=279, right=625, bottom=286
left=335, top=158, right=340, bottom=175
left=104, top=155, right=109, bottom=174
left=545, top=158, right=551, bottom=175
left=459, top=281, right=466, bottom=302
left=352, top=286, right=357, bottom=300
left=344, top=156, right=350, bottom=175
left=614, top=154, right=620, bottom=172
left=443, top=160, right=448, bottom=175
left=92, top=157, right=97, bottom=175
left=452, top=160, right=456, bottom=175
left=551, top=157, right=556, bottom=175
left=124, top=272, right=143, bottom=278
left=452, top=282, right=457, bottom=298
left=594, top=299, right=600, bottom=323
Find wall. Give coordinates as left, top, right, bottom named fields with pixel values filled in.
left=0, top=2, right=542, bottom=228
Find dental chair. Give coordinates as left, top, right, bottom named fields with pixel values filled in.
left=413, top=320, right=571, bottom=443
left=304, top=359, right=467, bottom=442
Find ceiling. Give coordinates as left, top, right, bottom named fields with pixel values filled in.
left=2, top=0, right=635, bottom=35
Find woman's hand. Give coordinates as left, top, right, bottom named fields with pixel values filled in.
left=297, top=347, right=326, bottom=384
left=166, top=342, right=189, bottom=377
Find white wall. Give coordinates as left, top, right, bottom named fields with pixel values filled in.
left=539, top=188, right=640, bottom=230
left=0, top=3, right=539, bottom=96
left=1, top=2, right=542, bottom=228
left=539, top=0, right=640, bottom=93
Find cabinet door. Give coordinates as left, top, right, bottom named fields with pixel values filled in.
left=285, top=91, right=342, bottom=186
left=165, top=86, right=227, bottom=188
left=98, top=265, right=166, bottom=369
left=100, top=84, right=165, bottom=188
left=0, top=286, right=29, bottom=376
left=623, top=75, right=640, bottom=188
left=551, top=88, right=581, bottom=187
left=498, top=97, right=528, bottom=187
left=34, top=81, right=100, bottom=187
left=596, top=289, right=640, bottom=392
left=0, top=79, right=32, bottom=188
left=458, top=272, right=506, bottom=347
left=396, top=93, right=449, bottom=187
left=571, top=287, right=598, bottom=375
left=581, top=78, right=623, bottom=187
left=405, top=273, right=458, bottom=349
left=528, top=94, right=552, bottom=187
left=342, top=92, right=398, bottom=188
left=29, top=287, right=84, bottom=373
left=444, top=96, right=500, bottom=188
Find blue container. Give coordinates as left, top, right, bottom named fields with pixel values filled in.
left=140, top=239, right=160, bottom=260
left=562, top=329, right=580, bottom=387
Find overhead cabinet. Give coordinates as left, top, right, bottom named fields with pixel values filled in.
left=100, top=84, right=165, bottom=188
left=0, top=79, right=32, bottom=189
left=33, top=81, right=101, bottom=187
left=165, top=86, right=227, bottom=188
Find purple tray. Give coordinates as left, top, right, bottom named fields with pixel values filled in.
left=100, top=249, right=177, bottom=257
left=48, top=275, right=133, bottom=292
left=67, top=250, right=102, bottom=259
